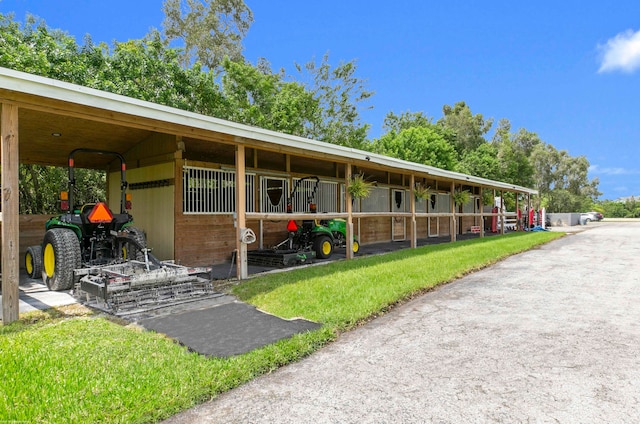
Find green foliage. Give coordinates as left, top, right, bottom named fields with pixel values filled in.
left=438, top=101, right=493, bottom=155
left=219, top=58, right=318, bottom=135
left=383, top=110, right=434, bottom=133
left=457, top=143, right=499, bottom=179
left=0, top=11, right=603, bottom=213
left=531, top=143, right=601, bottom=212
left=162, top=0, right=254, bottom=69
left=295, top=54, right=373, bottom=149
left=452, top=188, right=471, bottom=206
left=373, top=126, right=458, bottom=170
left=347, top=173, right=372, bottom=199
left=596, top=197, right=640, bottom=218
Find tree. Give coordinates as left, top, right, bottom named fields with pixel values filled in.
left=530, top=143, right=600, bottom=212
left=162, top=0, right=253, bottom=69
left=382, top=111, right=434, bottom=134
left=438, top=101, right=493, bottom=155
left=295, top=54, right=373, bottom=149
left=218, top=57, right=318, bottom=135
left=458, top=143, right=500, bottom=180
left=373, top=127, right=458, bottom=170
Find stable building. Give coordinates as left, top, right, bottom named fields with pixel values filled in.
left=0, top=67, right=537, bottom=323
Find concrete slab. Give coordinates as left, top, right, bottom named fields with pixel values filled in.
left=0, top=274, right=76, bottom=320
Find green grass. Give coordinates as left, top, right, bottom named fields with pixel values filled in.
left=0, top=231, right=562, bottom=423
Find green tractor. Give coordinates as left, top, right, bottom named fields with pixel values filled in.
left=278, top=177, right=360, bottom=259
left=24, top=149, right=147, bottom=291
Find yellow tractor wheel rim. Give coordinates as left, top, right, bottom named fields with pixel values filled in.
left=44, top=243, right=56, bottom=278
left=322, top=240, right=332, bottom=256
left=353, top=241, right=360, bottom=253
left=25, top=251, right=33, bottom=274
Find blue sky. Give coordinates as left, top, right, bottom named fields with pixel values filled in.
left=1, top=1, right=639, bottom=200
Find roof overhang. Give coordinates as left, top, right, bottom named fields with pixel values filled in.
left=0, top=67, right=537, bottom=195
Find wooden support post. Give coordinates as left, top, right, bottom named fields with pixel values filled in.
left=479, top=187, right=484, bottom=238
left=345, top=164, right=354, bottom=260
left=410, top=174, right=417, bottom=248
left=2, top=103, right=20, bottom=324
left=515, top=192, right=520, bottom=231
left=500, top=190, right=505, bottom=235
left=450, top=181, right=456, bottom=242
left=235, top=145, right=248, bottom=280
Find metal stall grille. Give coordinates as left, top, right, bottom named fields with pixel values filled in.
left=260, top=176, right=289, bottom=213
left=183, top=166, right=255, bottom=214
left=291, top=178, right=339, bottom=213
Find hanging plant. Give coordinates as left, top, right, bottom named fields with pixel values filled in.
left=452, top=188, right=471, bottom=206
left=347, top=173, right=373, bottom=199
left=414, top=183, right=431, bottom=201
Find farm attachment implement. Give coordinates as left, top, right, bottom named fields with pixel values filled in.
left=24, top=148, right=214, bottom=313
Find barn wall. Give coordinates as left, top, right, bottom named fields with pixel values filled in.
left=357, top=216, right=392, bottom=244
left=174, top=214, right=238, bottom=266
left=108, top=162, right=175, bottom=260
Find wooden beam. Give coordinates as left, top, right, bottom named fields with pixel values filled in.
left=1, top=103, right=20, bottom=324
left=410, top=174, right=417, bottom=249
left=479, top=187, right=484, bottom=238
left=235, top=145, right=248, bottom=279
left=345, top=164, right=354, bottom=260
left=450, top=181, right=456, bottom=242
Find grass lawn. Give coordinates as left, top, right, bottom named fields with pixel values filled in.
left=0, top=231, right=563, bottom=423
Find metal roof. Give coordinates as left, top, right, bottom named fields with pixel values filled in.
left=0, top=67, right=537, bottom=194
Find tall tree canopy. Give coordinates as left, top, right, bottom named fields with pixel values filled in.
left=437, top=101, right=493, bottom=155
left=0, top=11, right=603, bottom=214
left=373, top=126, right=458, bottom=170
left=162, top=0, right=253, bottom=69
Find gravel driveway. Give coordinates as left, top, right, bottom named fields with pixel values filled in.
left=165, top=222, right=640, bottom=423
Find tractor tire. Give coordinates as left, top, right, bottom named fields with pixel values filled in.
left=352, top=240, right=360, bottom=254
left=25, top=245, right=43, bottom=279
left=43, top=228, right=81, bottom=291
left=123, top=226, right=147, bottom=261
left=313, top=235, right=333, bottom=259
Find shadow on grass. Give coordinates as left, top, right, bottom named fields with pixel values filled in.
left=0, top=305, right=93, bottom=335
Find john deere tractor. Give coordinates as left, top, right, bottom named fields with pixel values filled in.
left=24, top=149, right=146, bottom=291
left=277, top=176, right=360, bottom=260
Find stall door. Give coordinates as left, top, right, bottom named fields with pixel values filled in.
left=392, top=189, right=406, bottom=241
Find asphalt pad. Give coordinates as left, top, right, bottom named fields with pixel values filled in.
left=137, top=301, right=321, bottom=358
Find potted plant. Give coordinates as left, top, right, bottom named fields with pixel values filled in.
left=414, top=183, right=431, bottom=201
left=452, top=188, right=470, bottom=206
left=347, top=173, right=372, bottom=199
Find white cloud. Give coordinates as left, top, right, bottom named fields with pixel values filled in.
left=590, top=164, right=640, bottom=175
left=597, top=29, right=640, bottom=73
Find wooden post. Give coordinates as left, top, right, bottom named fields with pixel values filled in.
left=345, top=164, right=354, bottom=260
left=450, top=181, right=456, bottom=242
left=235, top=145, right=248, bottom=279
left=515, top=192, right=520, bottom=231
left=410, top=174, right=417, bottom=248
left=2, top=103, right=20, bottom=324
left=479, top=187, right=484, bottom=238
left=500, top=190, right=505, bottom=235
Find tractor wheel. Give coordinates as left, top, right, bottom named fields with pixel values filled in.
left=313, top=235, right=333, bottom=259
left=352, top=240, right=360, bottom=254
left=123, top=226, right=147, bottom=261
left=43, top=228, right=81, bottom=291
left=25, top=245, right=43, bottom=279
